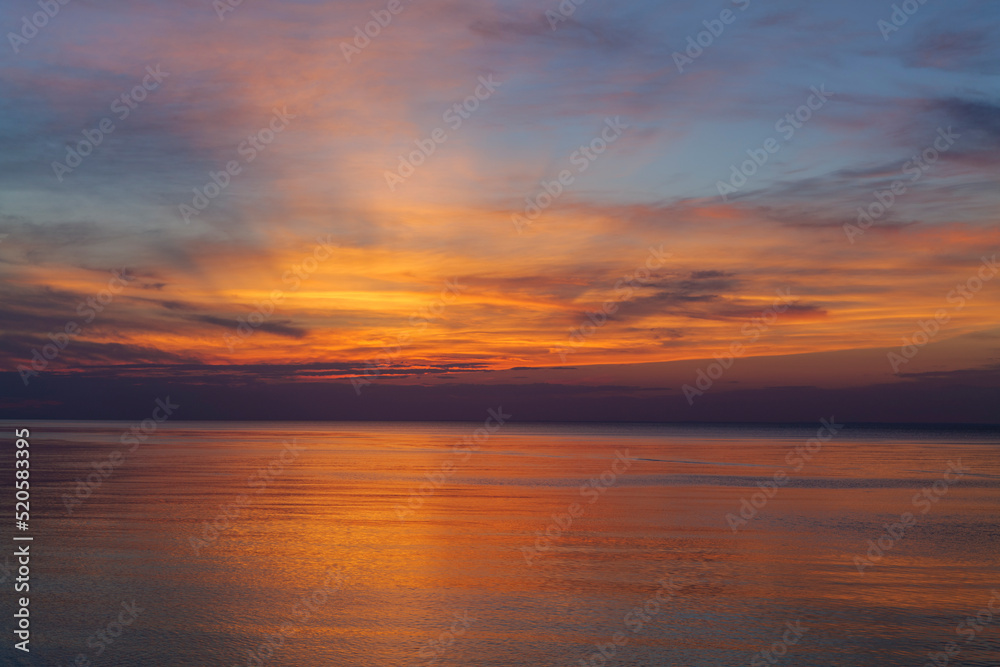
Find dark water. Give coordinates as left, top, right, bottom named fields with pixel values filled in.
left=2, top=420, right=999, bottom=666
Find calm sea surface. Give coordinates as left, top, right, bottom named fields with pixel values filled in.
left=3, top=421, right=999, bottom=666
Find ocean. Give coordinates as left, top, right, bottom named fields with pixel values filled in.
left=4, top=420, right=999, bottom=666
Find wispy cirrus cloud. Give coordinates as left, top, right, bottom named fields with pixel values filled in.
left=0, top=0, right=997, bottom=420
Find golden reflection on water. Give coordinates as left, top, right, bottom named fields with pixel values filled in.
left=29, top=423, right=1000, bottom=666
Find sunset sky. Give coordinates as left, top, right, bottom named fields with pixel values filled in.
left=1, top=0, right=998, bottom=421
